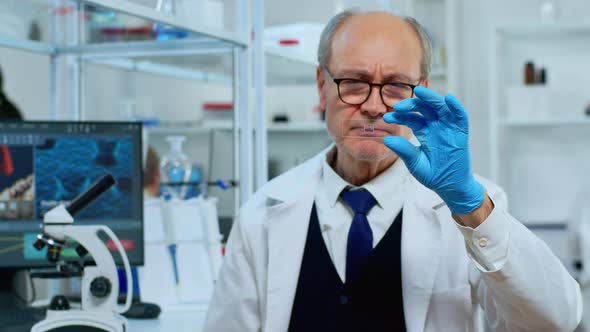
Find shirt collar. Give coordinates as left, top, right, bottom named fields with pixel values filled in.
left=321, top=150, right=350, bottom=209
left=321, top=147, right=410, bottom=209
left=363, top=158, right=408, bottom=209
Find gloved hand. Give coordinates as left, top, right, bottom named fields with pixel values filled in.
left=382, top=86, right=484, bottom=215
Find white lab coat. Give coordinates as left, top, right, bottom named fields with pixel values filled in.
left=204, top=148, right=582, bottom=332
left=569, top=189, right=590, bottom=332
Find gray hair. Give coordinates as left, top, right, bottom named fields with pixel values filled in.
left=317, top=11, right=432, bottom=80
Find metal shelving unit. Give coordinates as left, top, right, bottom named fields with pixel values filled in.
left=0, top=0, right=255, bottom=212
left=499, top=117, right=590, bottom=127
left=489, top=22, right=590, bottom=225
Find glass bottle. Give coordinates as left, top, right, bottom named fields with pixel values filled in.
left=160, top=136, right=192, bottom=200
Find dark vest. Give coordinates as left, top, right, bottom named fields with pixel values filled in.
left=288, top=204, right=406, bottom=332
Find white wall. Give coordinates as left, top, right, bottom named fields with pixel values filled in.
left=0, top=47, right=51, bottom=119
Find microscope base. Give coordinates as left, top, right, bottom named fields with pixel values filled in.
left=31, top=309, right=127, bottom=332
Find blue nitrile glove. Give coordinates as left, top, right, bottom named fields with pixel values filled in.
left=382, top=86, right=484, bottom=214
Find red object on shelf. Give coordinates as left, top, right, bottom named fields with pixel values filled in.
left=279, top=39, right=300, bottom=46
left=101, top=26, right=154, bottom=36
left=202, top=102, right=233, bottom=112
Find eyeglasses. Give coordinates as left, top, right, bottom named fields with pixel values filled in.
left=324, top=67, right=417, bottom=108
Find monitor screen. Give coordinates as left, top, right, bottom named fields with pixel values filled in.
left=0, top=121, right=143, bottom=268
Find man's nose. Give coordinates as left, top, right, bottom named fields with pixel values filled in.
left=360, top=86, right=387, bottom=117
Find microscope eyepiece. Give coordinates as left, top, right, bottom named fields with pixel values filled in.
left=66, top=174, right=116, bottom=217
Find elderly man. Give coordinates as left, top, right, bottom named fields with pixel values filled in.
left=203, top=11, right=582, bottom=332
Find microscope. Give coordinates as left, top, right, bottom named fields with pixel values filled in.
left=30, top=174, right=133, bottom=332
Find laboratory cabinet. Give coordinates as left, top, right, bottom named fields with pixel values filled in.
left=489, top=22, right=590, bottom=264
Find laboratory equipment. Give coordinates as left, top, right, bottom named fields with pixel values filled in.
left=160, top=135, right=192, bottom=199
left=341, top=119, right=385, bottom=138
left=151, top=196, right=223, bottom=305
left=31, top=174, right=133, bottom=332
left=0, top=121, right=144, bottom=270
left=0, top=121, right=144, bottom=330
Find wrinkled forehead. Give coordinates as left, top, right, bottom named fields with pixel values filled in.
left=328, top=14, right=423, bottom=77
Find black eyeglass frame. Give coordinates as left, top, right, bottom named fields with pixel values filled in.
left=324, top=67, right=418, bottom=107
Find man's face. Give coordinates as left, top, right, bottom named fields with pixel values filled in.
left=317, top=13, right=427, bottom=162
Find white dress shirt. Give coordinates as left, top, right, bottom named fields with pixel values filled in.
left=315, top=149, right=511, bottom=283
left=314, top=152, right=410, bottom=283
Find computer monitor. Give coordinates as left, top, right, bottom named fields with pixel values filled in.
left=0, top=121, right=143, bottom=269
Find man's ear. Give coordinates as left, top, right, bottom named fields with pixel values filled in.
left=421, top=78, right=429, bottom=88
left=316, top=66, right=327, bottom=111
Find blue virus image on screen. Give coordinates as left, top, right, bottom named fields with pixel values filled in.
left=34, top=138, right=133, bottom=219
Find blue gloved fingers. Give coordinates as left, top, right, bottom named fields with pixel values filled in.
left=393, top=98, right=438, bottom=121
left=413, top=86, right=452, bottom=120
left=382, top=136, right=421, bottom=170
left=444, top=94, right=469, bottom=129
left=383, top=112, right=426, bottom=133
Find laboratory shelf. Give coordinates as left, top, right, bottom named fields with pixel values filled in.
left=88, top=57, right=232, bottom=84
left=81, top=44, right=317, bottom=85
left=0, top=2, right=315, bottom=86
left=267, top=122, right=326, bottom=132
left=1, top=1, right=248, bottom=51
left=147, top=122, right=327, bottom=135
left=265, top=46, right=316, bottom=66
left=147, top=123, right=233, bottom=135
left=65, top=39, right=237, bottom=58
left=78, top=0, right=249, bottom=48
left=266, top=47, right=317, bottom=85
left=0, top=36, right=56, bottom=55
left=73, top=0, right=247, bottom=48
left=496, top=21, right=590, bottom=39
left=498, top=117, right=590, bottom=127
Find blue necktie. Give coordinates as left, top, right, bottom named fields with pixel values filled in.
left=340, top=188, right=377, bottom=283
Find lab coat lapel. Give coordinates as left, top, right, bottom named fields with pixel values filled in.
left=262, top=159, right=322, bottom=332
left=401, top=179, right=444, bottom=332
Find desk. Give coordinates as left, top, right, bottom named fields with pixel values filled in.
left=128, top=304, right=208, bottom=332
